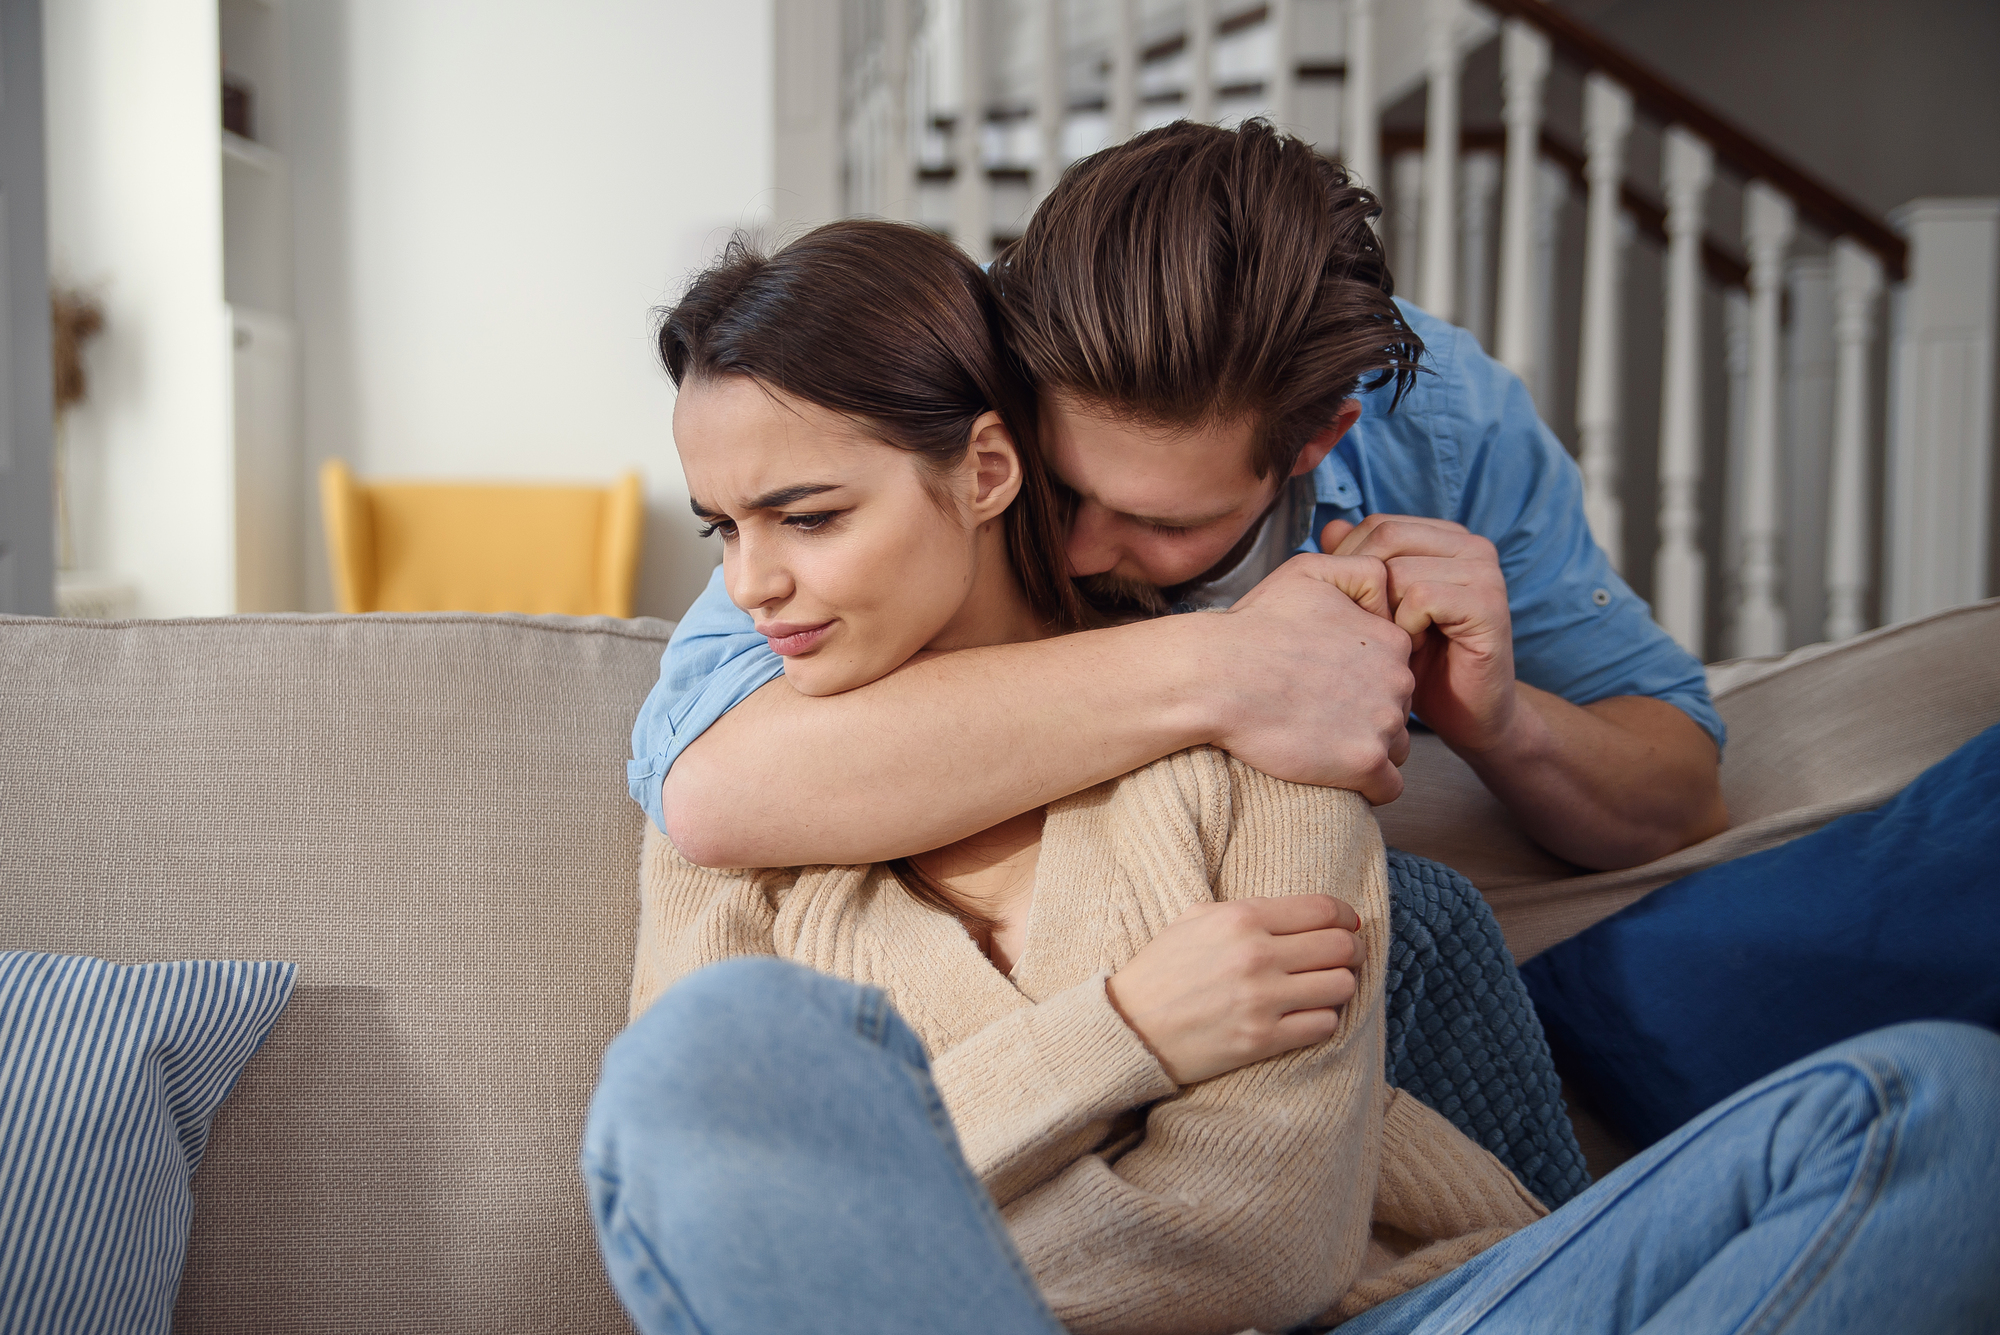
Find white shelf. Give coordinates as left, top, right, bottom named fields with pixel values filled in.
left=221, top=129, right=284, bottom=174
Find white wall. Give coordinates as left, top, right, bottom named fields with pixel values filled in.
left=45, top=0, right=235, bottom=618
left=288, top=0, right=773, bottom=617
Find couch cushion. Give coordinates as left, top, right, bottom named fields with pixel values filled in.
left=0, top=613, right=672, bottom=1334
left=1376, top=598, right=2000, bottom=961
left=1522, top=721, right=2000, bottom=1147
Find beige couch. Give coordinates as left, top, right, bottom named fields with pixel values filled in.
left=1, top=601, right=1994, bottom=1332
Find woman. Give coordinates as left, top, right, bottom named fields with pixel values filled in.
left=589, top=222, right=2000, bottom=1334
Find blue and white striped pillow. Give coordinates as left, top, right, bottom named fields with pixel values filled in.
left=0, top=952, right=298, bottom=1334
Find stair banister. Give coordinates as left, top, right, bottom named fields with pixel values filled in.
left=1736, top=182, right=1799, bottom=656
left=1575, top=73, right=1633, bottom=572
left=1187, top=0, right=1218, bottom=125
left=1494, top=19, right=1549, bottom=389
left=954, top=0, right=992, bottom=264
left=1109, top=0, right=1138, bottom=143
left=1419, top=0, right=1464, bottom=323
left=1268, top=0, right=1299, bottom=129
left=1033, top=0, right=1063, bottom=209
left=1655, top=126, right=1715, bottom=656
left=1825, top=239, right=1885, bottom=642
left=1341, top=0, right=1379, bottom=192
left=1468, top=0, right=1907, bottom=282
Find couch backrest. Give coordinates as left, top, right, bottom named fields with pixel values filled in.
left=0, top=612, right=671, bottom=1333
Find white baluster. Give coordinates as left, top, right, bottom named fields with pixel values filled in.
left=1826, top=238, right=1885, bottom=641
left=1720, top=286, right=1750, bottom=652
left=1576, top=75, right=1633, bottom=571
left=1420, top=0, right=1463, bottom=321
left=883, top=0, right=914, bottom=220
left=1459, top=151, right=1501, bottom=348
left=1886, top=199, right=2000, bottom=621
left=1109, top=0, right=1138, bottom=142
left=1494, top=19, right=1549, bottom=381
left=955, top=0, right=993, bottom=262
left=1529, top=157, right=1569, bottom=413
left=1342, top=0, right=1379, bottom=191
left=1392, top=148, right=1424, bottom=297
left=1654, top=126, right=1714, bottom=655
left=1733, top=181, right=1796, bottom=657
left=1187, top=0, right=1216, bottom=124
left=1269, top=0, right=1299, bottom=129
left=1782, top=256, right=1836, bottom=650
left=1034, top=0, right=1063, bottom=205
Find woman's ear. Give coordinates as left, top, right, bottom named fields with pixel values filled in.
left=964, top=411, right=1024, bottom=523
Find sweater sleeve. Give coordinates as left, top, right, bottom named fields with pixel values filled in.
left=628, top=822, right=790, bottom=1022
left=931, top=973, right=1179, bottom=1209
left=1001, top=760, right=1392, bottom=1335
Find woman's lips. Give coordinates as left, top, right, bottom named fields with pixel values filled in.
left=759, top=621, right=833, bottom=656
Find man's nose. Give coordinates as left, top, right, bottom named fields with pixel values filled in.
left=1064, top=502, right=1123, bottom=578
left=726, top=534, right=793, bottom=611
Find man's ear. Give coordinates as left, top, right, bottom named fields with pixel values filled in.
left=965, top=411, right=1024, bottom=521
left=1288, top=399, right=1364, bottom=478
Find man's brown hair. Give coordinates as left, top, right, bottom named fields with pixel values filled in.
left=993, top=118, right=1424, bottom=479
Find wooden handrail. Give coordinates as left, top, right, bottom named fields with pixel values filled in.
left=1476, top=0, right=1906, bottom=280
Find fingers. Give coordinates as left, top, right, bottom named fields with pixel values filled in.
left=1283, top=552, right=1396, bottom=622
left=1221, top=893, right=1361, bottom=935
left=1268, top=925, right=1365, bottom=974
left=1334, top=514, right=1479, bottom=561
left=1318, top=518, right=1355, bottom=552
left=1271, top=962, right=1359, bottom=1013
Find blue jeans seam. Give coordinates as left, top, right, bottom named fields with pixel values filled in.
left=1735, top=1057, right=1906, bottom=1335
left=588, top=1161, right=717, bottom=1335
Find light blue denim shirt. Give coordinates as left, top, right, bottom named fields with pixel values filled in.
left=627, top=299, right=1723, bottom=832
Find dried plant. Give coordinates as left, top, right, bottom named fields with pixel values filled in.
left=51, top=288, right=105, bottom=416
left=50, top=288, right=105, bottom=572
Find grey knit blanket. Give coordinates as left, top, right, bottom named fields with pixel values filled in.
left=1382, top=850, right=1591, bottom=1210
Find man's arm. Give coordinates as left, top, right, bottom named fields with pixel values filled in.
left=664, top=554, right=1414, bottom=869
left=1326, top=514, right=1727, bottom=869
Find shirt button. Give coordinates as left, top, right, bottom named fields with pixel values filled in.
left=1592, top=588, right=1612, bottom=607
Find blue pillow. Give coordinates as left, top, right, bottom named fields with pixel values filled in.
left=0, top=953, right=298, bottom=1334
left=1523, top=722, right=2000, bottom=1148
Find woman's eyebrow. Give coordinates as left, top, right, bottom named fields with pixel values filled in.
left=688, top=483, right=842, bottom=519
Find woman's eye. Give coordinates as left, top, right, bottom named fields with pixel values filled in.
left=783, top=512, right=839, bottom=532
left=695, top=519, right=737, bottom=540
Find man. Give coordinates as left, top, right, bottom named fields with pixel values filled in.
left=630, top=119, right=1727, bottom=877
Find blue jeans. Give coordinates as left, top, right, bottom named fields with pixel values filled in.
left=582, top=958, right=2000, bottom=1335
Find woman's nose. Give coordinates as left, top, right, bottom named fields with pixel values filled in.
left=726, top=534, right=793, bottom=610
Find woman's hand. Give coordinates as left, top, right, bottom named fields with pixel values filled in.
left=1104, top=894, right=1366, bottom=1085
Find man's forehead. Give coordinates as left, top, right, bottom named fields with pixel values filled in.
left=1044, top=396, right=1264, bottom=516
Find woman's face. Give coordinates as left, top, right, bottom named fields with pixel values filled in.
left=675, top=375, right=1025, bottom=696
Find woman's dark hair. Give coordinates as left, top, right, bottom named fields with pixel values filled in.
left=993, top=118, right=1424, bottom=478
left=660, top=219, right=1079, bottom=937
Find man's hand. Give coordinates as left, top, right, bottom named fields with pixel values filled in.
left=1321, top=515, right=1516, bottom=755
left=1214, top=553, right=1416, bottom=805
left=1322, top=513, right=1727, bottom=869
left=1105, top=894, right=1365, bottom=1086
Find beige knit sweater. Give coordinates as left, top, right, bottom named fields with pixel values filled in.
left=630, top=747, right=1544, bottom=1335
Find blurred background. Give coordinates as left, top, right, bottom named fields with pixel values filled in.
left=1, top=0, right=1994, bottom=656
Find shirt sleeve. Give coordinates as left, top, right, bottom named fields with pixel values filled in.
left=626, top=564, right=786, bottom=832
left=1432, top=319, right=1726, bottom=754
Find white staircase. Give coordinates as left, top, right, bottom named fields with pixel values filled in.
left=779, top=0, right=1999, bottom=661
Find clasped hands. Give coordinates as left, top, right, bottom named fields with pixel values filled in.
left=1107, top=514, right=1517, bottom=1085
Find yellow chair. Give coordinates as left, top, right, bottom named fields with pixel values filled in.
left=319, top=460, right=643, bottom=616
